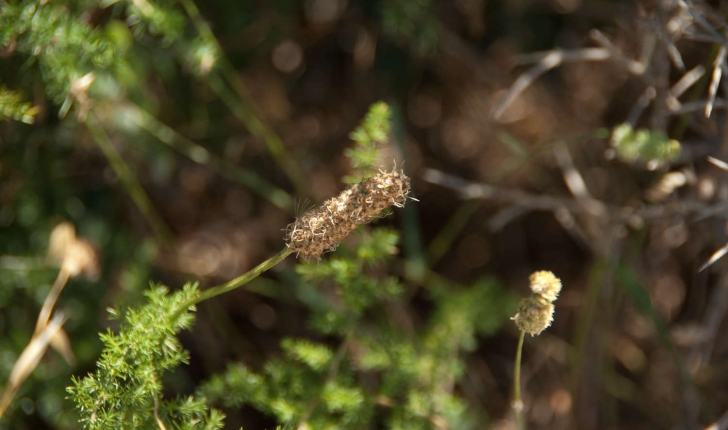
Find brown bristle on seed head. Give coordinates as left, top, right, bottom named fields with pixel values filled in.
left=285, top=170, right=412, bottom=260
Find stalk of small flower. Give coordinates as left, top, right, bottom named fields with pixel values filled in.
left=511, top=271, right=562, bottom=430
left=285, top=170, right=412, bottom=260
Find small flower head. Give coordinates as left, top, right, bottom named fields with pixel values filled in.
left=529, top=270, right=562, bottom=303
left=513, top=270, right=562, bottom=336
left=513, top=299, right=554, bottom=336
left=285, top=170, right=412, bottom=260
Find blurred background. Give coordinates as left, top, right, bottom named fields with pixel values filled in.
left=2, top=0, right=728, bottom=428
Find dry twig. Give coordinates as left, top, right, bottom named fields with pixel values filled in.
left=491, top=49, right=609, bottom=121
left=705, top=43, right=727, bottom=118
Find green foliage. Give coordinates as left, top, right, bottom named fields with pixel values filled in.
left=344, top=101, right=393, bottom=183
left=201, top=228, right=513, bottom=429
left=0, top=2, right=509, bottom=427
left=68, top=283, right=224, bottom=430
left=610, top=122, right=681, bottom=168
left=297, top=228, right=403, bottom=317
left=0, top=86, right=37, bottom=123
left=381, top=0, right=439, bottom=56
left=1, top=1, right=114, bottom=105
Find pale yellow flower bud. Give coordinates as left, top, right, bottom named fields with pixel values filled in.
left=528, top=270, right=562, bottom=303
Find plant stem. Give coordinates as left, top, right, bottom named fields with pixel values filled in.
left=34, top=267, right=70, bottom=335
left=125, top=102, right=293, bottom=211
left=85, top=112, right=173, bottom=245
left=175, top=247, right=293, bottom=318
left=513, top=329, right=526, bottom=430
left=177, top=0, right=310, bottom=197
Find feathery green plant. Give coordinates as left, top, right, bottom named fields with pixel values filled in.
left=202, top=233, right=512, bottom=429
left=68, top=284, right=224, bottom=430
left=0, top=87, right=36, bottom=124
left=344, top=101, right=393, bottom=183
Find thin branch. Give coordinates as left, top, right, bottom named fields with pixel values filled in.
left=669, top=65, right=706, bottom=102
left=421, top=168, right=709, bottom=222
left=514, top=48, right=609, bottom=65
left=683, top=33, right=724, bottom=44
left=154, top=397, right=167, bottom=430
left=589, top=29, right=646, bottom=76
left=676, top=0, right=725, bottom=42
left=554, top=142, right=591, bottom=199
left=493, top=47, right=615, bottom=121
left=643, top=18, right=685, bottom=71
left=491, top=51, right=564, bottom=121
left=669, top=99, right=728, bottom=115
left=627, top=86, right=657, bottom=126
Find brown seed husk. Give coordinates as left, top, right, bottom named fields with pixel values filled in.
left=285, top=170, right=412, bottom=260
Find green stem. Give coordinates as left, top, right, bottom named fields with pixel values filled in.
left=125, top=103, right=293, bottom=211
left=176, top=0, right=310, bottom=197
left=513, top=329, right=526, bottom=430
left=174, top=247, right=293, bottom=319
left=85, top=112, right=173, bottom=245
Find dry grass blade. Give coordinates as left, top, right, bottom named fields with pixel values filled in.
left=699, top=243, right=728, bottom=272
left=708, top=156, right=728, bottom=171
left=514, top=47, right=609, bottom=65
left=35, top=268, right=70, bottom=335
left=49, top=328, right=76, bottom=366
left=493, top=47, right=613, bottom=121
left=0, top=312, right=67, bottom=418
left=421, top=168, right=609, bottom=217
left=554, top=142, right=591, bottom=199
left=705, top=407, right=728, bottom=430
left=589, top=29, right=646, bottom=75
left=671, top=99, right=728, bottom=115
left=628, top=86, right=657, bottom=125
left=491, top=50, right=563, bottom=121
left=677, top=0, right=725, bottom=42
left=705, top=44, right=727, bottom=118
left=671, top=65, right=706, bottom=98
left=698, top=158, right=728, bottom=268
left=644, top=18, right=685, bottom=71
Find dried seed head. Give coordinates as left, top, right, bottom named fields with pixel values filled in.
left=513, top=298, right=554, bottom=336
left=48, top=222, right=100, bottom=280
left=63, top=239, right=99, bottom=280
left=513, top=270, right=562, bottom=336
left=529, top=270, right=562, bottom=303
left=285, top=170, right=412, bottom=260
